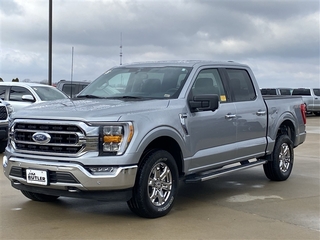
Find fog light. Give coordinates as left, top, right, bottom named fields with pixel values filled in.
left=3, top=155, right=8, bottom=168
left=89, top=166, right=115, bottom=174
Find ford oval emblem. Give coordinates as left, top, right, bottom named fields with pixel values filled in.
left=32, top=132, right=51, bottom=144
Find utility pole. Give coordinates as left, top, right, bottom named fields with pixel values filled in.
left=48, top=0, right=52, bottom=85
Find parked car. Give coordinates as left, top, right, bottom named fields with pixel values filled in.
left=56, top=80, right=90, bottom=98
left=0, top=99, right=11, bottom=152
left=3, top=61, right=306, bottom=218
left=260, top=88, right=292, bottom=95
left=0, top=82, right=69, bottom=112
left=292, top=88, right=320, bottom=116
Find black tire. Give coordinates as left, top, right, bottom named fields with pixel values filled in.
left=21, top=190, right=60, bottom=202
left=127, top=149, right=179, bottom=218
left=263, top=135, right=294, bottom=181
left=314, top=112, right=320, bottom=116
left=0, top=140, right=7, bottom=153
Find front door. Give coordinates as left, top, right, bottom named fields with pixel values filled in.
left=184, top=68, right=238, bottom=174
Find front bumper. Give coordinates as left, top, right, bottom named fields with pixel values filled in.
left=3, top=156, right=138, bottom=200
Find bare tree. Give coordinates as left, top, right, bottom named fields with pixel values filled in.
left=40, top=79, right=48, bottom=85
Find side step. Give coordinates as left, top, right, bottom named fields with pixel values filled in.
left=184, top=159, right=268, bottom=183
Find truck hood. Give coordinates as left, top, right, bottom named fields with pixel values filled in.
left=11, top=98, right=170, bottom=122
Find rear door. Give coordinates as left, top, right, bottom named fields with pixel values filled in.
left=311, top=88, right=320, bottom=112
left=8, top=86, right=35, bottom=111
left=224, top=68, right=268, bottom=160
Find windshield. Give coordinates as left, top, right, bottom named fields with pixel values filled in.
left=77, top=66, right=192, bottom=99
left=32, top=86, right=69, bottom=101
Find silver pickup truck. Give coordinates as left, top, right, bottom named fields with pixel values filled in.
left=3, top=61, right=307, bottom=218
left=292, top=87, right=320, bottom=116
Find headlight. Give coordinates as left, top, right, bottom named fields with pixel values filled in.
left=4, top=102, right=14, bottom=116
left=99, top=122, right=133, bottom=155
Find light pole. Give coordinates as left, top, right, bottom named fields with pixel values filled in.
left=48, top=0, right=52, bottom=85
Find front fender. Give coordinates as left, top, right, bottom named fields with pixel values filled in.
left=135, top=125, right=188, bottom=162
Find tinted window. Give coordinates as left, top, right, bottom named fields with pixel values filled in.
left=292, top=89, right=311, bottom=96
left=31, top=86, right=68, bottom=101
left=261, top=89, right=277, bottom=95
left=313, top=88, right=320, bottom=96
left=226, top=69, right=256, bottom=102
left=192, top=69, right=227, bottom=102
left=62, top=84, right=77, bottom=97
left=279, top=89, right=291, bottom=95
left=9, top=86, right=33, bottom=101
left=80, top=84, right=88, bottom=91
left=0, top=86, right=7, bottom=100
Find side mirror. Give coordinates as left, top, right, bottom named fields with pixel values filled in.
left=21, top=95, right=35, bottom=102
left=189, top=94, right=219, bottom=112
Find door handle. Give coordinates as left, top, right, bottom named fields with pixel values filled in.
left=225, top=114, right=236, bottom=119
left=256, top=110, right=266, bottom=116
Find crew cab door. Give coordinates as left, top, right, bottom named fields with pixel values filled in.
left=184, top=68, right=237, bottom=173
left=225, top=68, right=268, bottom=159
left=311, top=88, right=320, bottom=112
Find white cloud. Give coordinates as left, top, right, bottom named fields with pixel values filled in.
left=0, top=0, right=319, bottom=87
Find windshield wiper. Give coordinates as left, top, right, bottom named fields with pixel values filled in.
left=104, top=96, right=144, bottom=99
left=76, top=94, right=101, bottom=99
left=120, top=96, right=143, bottom=99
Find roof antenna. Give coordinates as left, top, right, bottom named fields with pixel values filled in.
left=70, top=46, right=74, bottom=97
left=120, top=32, right=122, bottom=65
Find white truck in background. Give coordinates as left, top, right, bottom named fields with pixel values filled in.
left=292, top=88, right=320, bottom=116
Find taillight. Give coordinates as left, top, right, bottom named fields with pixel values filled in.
left=300, top=104, right=307, bottom=125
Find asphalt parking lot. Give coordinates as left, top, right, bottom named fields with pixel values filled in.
left=0, top=116, right=319, bottom=240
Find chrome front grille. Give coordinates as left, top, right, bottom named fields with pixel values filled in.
left=11, top=120, right=99, bottom=157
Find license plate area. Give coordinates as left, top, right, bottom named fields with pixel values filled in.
left=26, top=169, right=48, bottom=185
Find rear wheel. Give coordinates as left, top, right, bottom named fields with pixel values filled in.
left=21, top=190, right=60, bottom=202
left=127, top=149, right=179, bottom=218
left=263, top=135, right=294, bottom=181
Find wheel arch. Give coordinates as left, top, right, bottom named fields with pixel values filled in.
left=277, top=120, right=295, bottom=144
left=139, top=135, right=184, bottom=178
left=265, top=114, right=297, bottom=156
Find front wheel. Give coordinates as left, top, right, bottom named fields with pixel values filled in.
left=263, top=135, right=294, bottom=181
left=127, top=149, right=179, bottom=218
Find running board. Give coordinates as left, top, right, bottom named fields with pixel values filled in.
left=184, top=159, right=268, bottom=183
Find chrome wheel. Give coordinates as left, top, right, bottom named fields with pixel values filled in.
left=148, top=161, right=173, bottom=206
left=279, top=143, right=291, bottom=172
left=263, top=134, right=294, bottom=181
left=127, top=149, right=178, bottom=218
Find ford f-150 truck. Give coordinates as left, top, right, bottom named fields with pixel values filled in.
left=292, top=87, right=320, bottom=116
left=3, top=61, right=307, bottom=218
